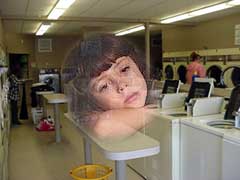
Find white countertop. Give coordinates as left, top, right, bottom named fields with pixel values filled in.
left=36, top=91, right=54, bottom=95
left=19, top=79, right=33, bottom=83
left=43, top=93, right=68, bottom=104
left=65, top=113, right=160, bottom=161
left=32, top=82, right=46, bottom=87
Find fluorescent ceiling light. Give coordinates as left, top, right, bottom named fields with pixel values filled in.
left=160, top=0, right=240, bottom=24
left=38, top=0, right=76, bottom=35
left=161, top=14, right=191, bottom=24
left=227, top=0, right=240, bottom=6
left=48, top=8, right=65, bottom=19
left=115, top=25, right=145, bottom=36
left=56, top=0, right=76, bottom=9
left=189, top=3, right=231, bottom=17
left=36, top=24, right=51, bottom=36
left=48, top=0, right=76, bottom=19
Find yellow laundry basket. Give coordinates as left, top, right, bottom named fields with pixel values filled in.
left=70, top=164, right=112, bottom=180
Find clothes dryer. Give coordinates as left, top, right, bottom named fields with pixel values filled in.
left=163, top=61, right=175, bottom=80
left=39, top=68, right=60, bottom=93
left=175, top=57, right=188, bottom=84
left=222, top=55, right=240, bottom=88
left=204, top=55, right=225, bottom=87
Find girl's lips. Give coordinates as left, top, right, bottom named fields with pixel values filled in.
left=124, top=92, right=139, bottom=104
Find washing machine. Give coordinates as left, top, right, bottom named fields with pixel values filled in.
left=39, top=68, right=60, bottom=93
left=128, top=80, right=214, bottom=180
left=175, top=57, right=188, bottom=84
left=163, top=58, right=175, bottom=80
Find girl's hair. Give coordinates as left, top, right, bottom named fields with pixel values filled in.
left=190, top=52, right=200, bottom=61
left=61, top=34, right=146, bottom=122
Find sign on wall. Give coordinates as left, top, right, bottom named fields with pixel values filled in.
left=235, top=24, right=240, bottom=46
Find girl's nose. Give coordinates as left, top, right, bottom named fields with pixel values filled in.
left=118, top=82, right=128, bottom=93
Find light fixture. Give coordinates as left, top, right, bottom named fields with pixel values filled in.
left=189, top=3, right=231, bottom=17
left=36, top=23, right=51, bottom=36
left=115, top=25, right=145, bottom=36
left=160, top=0, right=240, bottom=24
left=160, top=14, right=191, bottom=24
left=48, top=0, right=76, bottom=19
left=36, top=0, right=75, bottom=35
left=48, top=9, right=65, bottom=20
left=228, top=0, right=240, bottom=6
left=56, top=0, right=76, bottom=8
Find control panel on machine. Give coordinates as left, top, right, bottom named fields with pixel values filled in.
left=162, top=80, right=181, bottom=94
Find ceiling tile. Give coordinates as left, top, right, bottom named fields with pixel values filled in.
left=76, top=0, right=133, bottom=17
left=0, top=0, right=28, bottom=15
left=104, top=0, right=164, bottom=18
left=63, top=0, right=100, bottom=16
left=27, top=0, right=58, bottom=17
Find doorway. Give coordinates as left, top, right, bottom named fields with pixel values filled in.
left=9, top=53, right=29, bottom=79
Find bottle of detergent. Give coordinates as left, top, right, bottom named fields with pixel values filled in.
left=192, top=71, right=199, bottom=82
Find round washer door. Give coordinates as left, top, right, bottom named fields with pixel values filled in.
left=177, top=65, right=187, bottom=83
left=206, top=65, right=222, bottom=87
left=165, top=65, right=174, bottom=79
left=231, top=67, right=240, bottom=86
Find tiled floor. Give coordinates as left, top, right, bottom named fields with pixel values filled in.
left=8, top=105, right=143, bottom=180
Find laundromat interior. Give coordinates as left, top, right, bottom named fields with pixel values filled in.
left=1, top=0, right=240, bottom=180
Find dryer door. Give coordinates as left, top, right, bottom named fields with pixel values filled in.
left=39, top=74, right=60, bottom=92
left=165, top=65, right=174, bottom=79
left=207, top=65, right=222, bottom=87
left=177, top=65, right=187, bottom=83
left=231, top=68, right=240, bottom=86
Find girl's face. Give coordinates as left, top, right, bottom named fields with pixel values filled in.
left=89, top=56, right=147, bottom=110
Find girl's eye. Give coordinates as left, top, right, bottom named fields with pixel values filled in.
left=121, top=66, right=130, bottom=73
left=99, top=83, right=108, bottom=92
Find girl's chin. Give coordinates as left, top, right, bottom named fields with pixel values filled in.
left=124, top=100, right=146, bottom=108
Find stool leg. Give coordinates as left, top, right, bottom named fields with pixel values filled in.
left=115, top=160, right=126, bottom=180
left=43, top=98, right=47, bottom=117
left=54, top=104, right=61, bottom=142
left=83, top=139, right=92, bottom=164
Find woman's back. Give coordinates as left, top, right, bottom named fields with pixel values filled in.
left=186, top=61, right=206, bottom=84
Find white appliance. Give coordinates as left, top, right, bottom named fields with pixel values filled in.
left=222, top=139, right=240, bottom=180
left=128, top=79, right=217, bottom=180
left=39, top=69, right=60, bottom=93
left=222, top=63, right=240, bottom=88
left=147, top=80, right=182, bottom=105
left=180, top=122, right=222, bottom=180
left=163, top=61, right=175, bottom=80
left=206, top=64, right=223, bottom=87
left=204, top=55, right=224, bottom=87
left=128, top=108, right=181, bottom=180
left=218, top=55, right=240, bottom=88
left=175, top=58, right=188, bottom=84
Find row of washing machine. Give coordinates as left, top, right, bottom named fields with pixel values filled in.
left=163, top=57, right=240, bottom=88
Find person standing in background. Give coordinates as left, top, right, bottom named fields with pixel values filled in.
left=186, top=52, right=206, bottom=84
left=8, top=66, right=22, bottom=125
